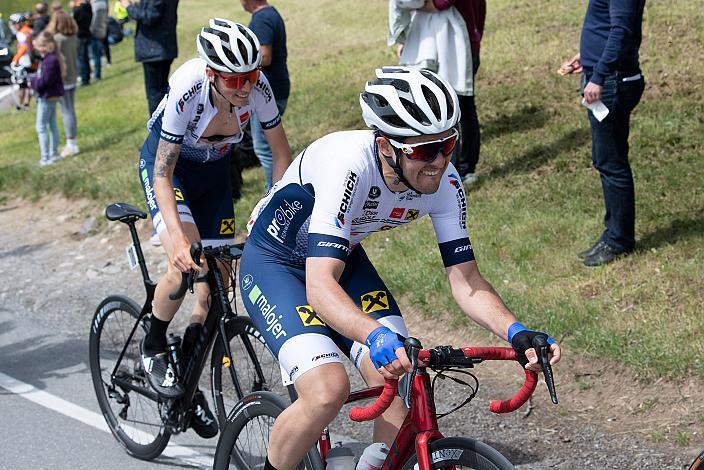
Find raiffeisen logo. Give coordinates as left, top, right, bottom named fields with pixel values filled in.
left=141, top=169, right=157, bottom=211
left=336, top=171, right=358, bottom=228
left=247, top=285, right=288, bottom=340
left=266, top=199, right=303, bottom=243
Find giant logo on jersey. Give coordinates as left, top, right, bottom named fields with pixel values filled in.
left=176, top=82, right=203, bottom=114
left=448, top=173, right=467, bottom=230
left=361, top=290, right=389, bottom=313
left=296, top=305, right=326, bottom=326
left=247, top=285, right=288, bottom=340
left=266, top=199, right=304, bottom=243
left=336, top=171, right=358, bottom=228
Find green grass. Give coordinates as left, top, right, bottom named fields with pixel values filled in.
left=1, top=0, right=702, bottom=379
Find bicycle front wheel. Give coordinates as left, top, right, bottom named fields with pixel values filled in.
left=402, top=437, right=514, bottom=470
left=211, top=315, right=287, bottom=425
left=89, top=295, right=170, bottom=460
left=212, top=391, right=323, bottom=470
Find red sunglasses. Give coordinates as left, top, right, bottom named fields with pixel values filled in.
left=212, top=68, right=260, bottom=89
left=388, top=129, right=459, bottom=163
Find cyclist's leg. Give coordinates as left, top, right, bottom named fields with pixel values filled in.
left=335, top=245, right=410, bottom=445
left=177, top=153, right=236, bottom=325
left=239, top=244, right=349, bottom=468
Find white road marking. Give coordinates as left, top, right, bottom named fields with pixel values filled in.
left=0, top=371, right=213, bottom=468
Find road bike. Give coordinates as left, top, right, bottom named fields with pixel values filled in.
left=213, top=336, right=558, bottom=469
left=690, top=450, right=704, bottom=470
left=89, top=202, right=283, bottom=460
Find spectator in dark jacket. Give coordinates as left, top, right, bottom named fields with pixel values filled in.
left=72, top=0, right=93, bottom=85
left=121, top=0, right=179, bottom=115
left=31, top=2, right=51, bottom=37
left=31, top=31, right=64, bottom=166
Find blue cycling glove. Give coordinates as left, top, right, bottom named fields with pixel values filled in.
left=507, top=322, right=555, bottom=366
left=365, top=326, right=404, bottom=368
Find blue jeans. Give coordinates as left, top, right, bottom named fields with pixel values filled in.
left=36, top=97, right=59, bottom=159
left=583, top=71, right=645, bottom=252
left=90, top=36, right=104, bottom=79
left=251, top=98, right=288, bottom=191
left=77, top=37, right=91, bottom=84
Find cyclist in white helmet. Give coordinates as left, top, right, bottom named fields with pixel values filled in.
left=136, top=19, right=292, bottom=437
left=239, top=66, right=561, bottom=469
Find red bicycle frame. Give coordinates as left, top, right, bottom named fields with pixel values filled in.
left=317, top=346, right=538, bottom=470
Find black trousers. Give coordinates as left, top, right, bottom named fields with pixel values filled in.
left=452, top=53, right=481, bottom=176
left=142, top=59, right=173, bottom=116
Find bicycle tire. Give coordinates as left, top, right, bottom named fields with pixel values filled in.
left=210, top=315, right=287, bottom=425
left=212, top=391, right=323, bottom=470
left=402, top=436, right=514, bottom=470
left=89, top=295, right=170, bottom=460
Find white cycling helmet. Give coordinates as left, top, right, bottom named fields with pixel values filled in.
left=360, top=66, right=460, bottom=138
left=196, top=18, right=262, bottom=73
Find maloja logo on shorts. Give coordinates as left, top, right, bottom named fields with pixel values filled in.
left=360, top=290, right=389, bottom=314
left=220, top=218, right=235, bottom=235
left=296, top=305, right=326, bottom=327
left=241, top=274, right=254, bottom=291
left=141, top=169, right=157, bottom=211
left=248, top=285, right=288, bottom=340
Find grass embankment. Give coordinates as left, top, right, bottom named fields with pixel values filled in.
left=0, top=1, right=702, bottom=383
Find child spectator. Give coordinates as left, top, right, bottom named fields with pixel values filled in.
left=31, top=31, right=65, bottom=166
left=47, top=10, right=81, bottom=157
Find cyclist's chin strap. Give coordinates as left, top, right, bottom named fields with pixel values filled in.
left=375, top=133, right=423, bottom=195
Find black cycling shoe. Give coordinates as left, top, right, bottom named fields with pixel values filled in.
left=139, top=337, right=185, bottom=399
left=190, top=389, right=218, bottom=438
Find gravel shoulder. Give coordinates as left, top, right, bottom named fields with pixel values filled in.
left=0, top=196, right=700, bottom=469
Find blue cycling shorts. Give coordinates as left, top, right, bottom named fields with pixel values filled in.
left=138, top=132, right=235, bottom=245
left=239, top=244, right=409, bottom=384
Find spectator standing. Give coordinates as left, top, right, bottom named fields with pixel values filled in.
left=121, top=0, right=179, bottom=116
left=391, top=0, right=485, bottom=186
left=31, top=31, right=65, bottom=166
left=560, top=0, right=646, bottom=267
left=73, top=0, right=93, bottom=85
left=89, top=0, right=108, bottom=79
left=51, top=1, right=63, bottom=13
left=240, top=0, right=290, bottom=192
left=47, top=10, right=81, bottom=157
left=31, top=2, right=51, bottom=37
left=8, top=13, right=35, bottom=110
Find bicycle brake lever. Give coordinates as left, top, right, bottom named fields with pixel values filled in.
left=533, top=336, right=558, bottom=404
left=401, top=338, right=422, bottom=409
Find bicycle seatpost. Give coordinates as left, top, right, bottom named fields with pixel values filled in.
left=532, top=335, right=558, bottom=404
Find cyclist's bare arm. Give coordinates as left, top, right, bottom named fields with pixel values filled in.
left=153, top=139, right=200, bottom=272
left=306, top=256, right=412, bottom=377
left=446, top=260, right=561, bottom=371
left=306, top=256, right=380, bottom=341
left=263, top=123, right=292, bottom=184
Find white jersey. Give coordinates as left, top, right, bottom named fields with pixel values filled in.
left=146, top=58, right=281, bottom=162
left=246, top=130, right=474, bottom=267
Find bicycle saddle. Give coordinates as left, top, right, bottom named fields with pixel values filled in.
left=105, top=203, right=147, bottom=222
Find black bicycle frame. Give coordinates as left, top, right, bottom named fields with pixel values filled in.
left=108, top=222, right=257, bottom=414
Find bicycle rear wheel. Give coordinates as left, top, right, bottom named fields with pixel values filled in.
left=402, top=437, right=514, bottom=470
left=211, top=315, right=287, bottom=425
left=212, top=391, right=323, bottom=470
left=89, top=295, right=170, bottom=460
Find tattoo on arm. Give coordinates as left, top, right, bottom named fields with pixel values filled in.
left=154, top=141, right=180, bottom=178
